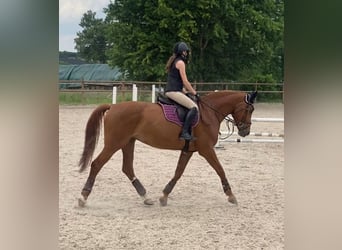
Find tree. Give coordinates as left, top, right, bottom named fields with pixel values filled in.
left=104, top=0, right=174, bottom=81
left=74, top=10, right=107, bottom=63
left=102, top=0, right=283, bottom=83
left=227, top=0, right=284, bottom=83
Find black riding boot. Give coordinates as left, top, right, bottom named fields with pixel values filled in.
left=180, top=107, right=198, bottom=141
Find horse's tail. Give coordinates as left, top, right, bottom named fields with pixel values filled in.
left=79, top=104, right=111, bottom=173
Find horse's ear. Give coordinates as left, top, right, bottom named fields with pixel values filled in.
left=247, top=91, right=258, bottom=104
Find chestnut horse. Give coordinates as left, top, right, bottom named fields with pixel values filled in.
left=78, top=90, right=257, bottom=207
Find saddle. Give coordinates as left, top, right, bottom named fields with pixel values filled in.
left=157, top=93, right=199, bottom=127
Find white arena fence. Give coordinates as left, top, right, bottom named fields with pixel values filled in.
left=59, top=81, right=283, bottom=103
left=112, top=84, right=147, bottom=103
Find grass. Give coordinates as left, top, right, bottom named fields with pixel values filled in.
left=59, top=92, right=154, bottom=105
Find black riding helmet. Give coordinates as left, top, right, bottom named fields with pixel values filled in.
left=173, top=42, right=190, bottom=63
left=174, top=42, right=189, bottom=54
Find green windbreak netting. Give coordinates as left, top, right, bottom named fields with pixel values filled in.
left=59, top=64, right=122, bottom=89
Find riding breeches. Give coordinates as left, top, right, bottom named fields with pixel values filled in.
left=165, top=91, right=198, bottom=110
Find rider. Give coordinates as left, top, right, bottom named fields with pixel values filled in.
left=165, top=41, right=198, bottom=141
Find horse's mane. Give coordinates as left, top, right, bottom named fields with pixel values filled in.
left=201, top=90, right=242, bottom=100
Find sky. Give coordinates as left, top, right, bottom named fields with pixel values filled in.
left=59, top=0, right=109, bottom=52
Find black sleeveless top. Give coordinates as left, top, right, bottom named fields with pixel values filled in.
left=165, top=57, right=184, bottom=92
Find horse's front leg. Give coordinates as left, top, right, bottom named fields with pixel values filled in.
left=159, top=150, right=193, bottom=206
left=121, top=139, right=153, bottom=205
left=199, top=147, right=238, bottom=205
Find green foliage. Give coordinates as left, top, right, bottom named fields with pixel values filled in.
left=74, top=10, right=108, bottom=63
left=230, top=0, right=284, bottom=83
left=75, top=0, right=283, bottom=84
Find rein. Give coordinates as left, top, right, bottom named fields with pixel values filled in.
left=198, top=97, right=253, bottom=124
left=198, top=98, right=234, bottom=123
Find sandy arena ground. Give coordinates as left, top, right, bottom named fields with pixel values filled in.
left=59, top=103, right=284, bottom=249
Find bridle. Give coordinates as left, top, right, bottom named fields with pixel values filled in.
left=198, top=95, right=254, bottom=138
left=233, top=102, right=254, bottom=130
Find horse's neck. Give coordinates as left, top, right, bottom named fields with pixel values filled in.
left=203, top=92, right=240, bottom=119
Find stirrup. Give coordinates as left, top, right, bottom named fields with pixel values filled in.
left=179, top=133, right=197, bottom=141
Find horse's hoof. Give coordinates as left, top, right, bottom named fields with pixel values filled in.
left=228, top=196, right=238, bottom=205
left=78, top=197, right=87, bottom=207
left=144, top=198, right=154, bottom=205
left=159, top=196, right=168, bottom=206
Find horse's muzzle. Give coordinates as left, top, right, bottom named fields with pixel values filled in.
left=238, top=129, right=250, bottom=137
left=237, top=123, right=251, bottom=137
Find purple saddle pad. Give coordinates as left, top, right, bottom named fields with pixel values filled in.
left=158, top=103, right=199, bottom=127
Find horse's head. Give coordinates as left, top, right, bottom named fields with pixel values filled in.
left=231, top=91, right=257, bottom=137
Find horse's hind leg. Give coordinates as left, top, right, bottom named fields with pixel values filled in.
left=159, top=151, right=193, bottom=206
left=121, top=139, right=153, bottom=205
left=78, top=146, right=117, bottom=207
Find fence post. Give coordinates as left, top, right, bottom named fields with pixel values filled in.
left=152, top=84, right=155, bottom=103
left=132, top=84, right=137, bottom=101
left=81, top=78, right=85, bottom=104
left=112, top=86, right=117, bottom=104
